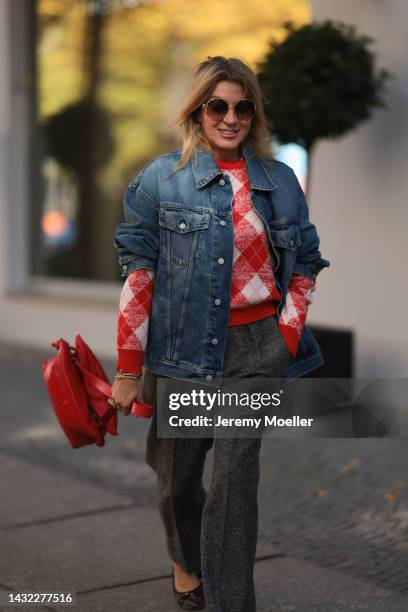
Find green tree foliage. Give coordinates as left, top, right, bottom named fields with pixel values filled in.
left=256, top=20, right=391, bottom=153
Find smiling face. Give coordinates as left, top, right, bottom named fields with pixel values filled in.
left=197, top=80, right=253, bottom=162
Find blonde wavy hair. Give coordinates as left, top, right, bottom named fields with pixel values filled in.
left=168, top=55, right=274, bottom=173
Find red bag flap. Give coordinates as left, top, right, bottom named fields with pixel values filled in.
left=75, top=335, right=118, bottom=436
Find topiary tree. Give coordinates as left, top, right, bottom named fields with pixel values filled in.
left=256, top=19, right=391, bottom=194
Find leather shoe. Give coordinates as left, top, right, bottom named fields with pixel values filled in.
left=172, top=569, right=205, bottom=610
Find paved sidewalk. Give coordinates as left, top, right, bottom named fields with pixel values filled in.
left=1, top=342, right=407, bottom=611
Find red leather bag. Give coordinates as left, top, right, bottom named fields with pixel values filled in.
left=42, top=334, right=153, bottom=449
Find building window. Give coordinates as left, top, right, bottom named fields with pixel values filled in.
left=31, top=0, right=309, bottom=282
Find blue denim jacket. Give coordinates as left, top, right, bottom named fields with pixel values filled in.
left=114, top=144, right=330, bottom=381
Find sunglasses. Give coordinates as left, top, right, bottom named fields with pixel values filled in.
left=201, top=97, right=256, bottom=121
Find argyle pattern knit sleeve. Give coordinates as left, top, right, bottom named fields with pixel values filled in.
left=116, top=269, right=155, bottom=374
left=278, top=274, right=316, bottom=358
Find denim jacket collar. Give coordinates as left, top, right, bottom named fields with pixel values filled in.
left=191, top=143, right=277, bottom=191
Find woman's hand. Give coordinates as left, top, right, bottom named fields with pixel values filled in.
left=111, top=377, right=143, bottom=416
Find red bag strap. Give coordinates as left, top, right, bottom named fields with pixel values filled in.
left=77, top=360, right=153, bottom=419
left=77, top=363, right=112, bottom=398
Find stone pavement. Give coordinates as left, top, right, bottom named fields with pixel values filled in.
left=1, top=342, right=407, bottom=611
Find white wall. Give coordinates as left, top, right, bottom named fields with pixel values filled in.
left=309, top=0, right=408, bottom=376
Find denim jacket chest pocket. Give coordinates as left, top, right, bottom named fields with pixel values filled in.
left=267, top=219, right=302, bottom=251
left=158, top=204, right=210, bottom=267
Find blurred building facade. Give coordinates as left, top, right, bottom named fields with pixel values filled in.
left=0, top=0, right=406, bottom=376
left=309, top=0, right=408, bottom=376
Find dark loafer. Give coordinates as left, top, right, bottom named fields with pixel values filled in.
left=172, top=569, right=205, bottom=610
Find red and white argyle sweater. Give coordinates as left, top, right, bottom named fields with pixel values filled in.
left=219, top=158, right=281, bottom=325
left=116, top=159, right=316, bottom=374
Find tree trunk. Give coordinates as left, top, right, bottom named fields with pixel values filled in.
left=75, top=7, right=105, bottom=278
left=305, top=142, right=314, bottom=204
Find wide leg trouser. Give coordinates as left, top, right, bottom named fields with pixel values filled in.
left=142, top=315, right=291, bottom=612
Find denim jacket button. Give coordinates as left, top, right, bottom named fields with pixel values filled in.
left=122, top=264, right=128, bottom=272
left=206, top=374, right=213, bottom=381
left=219, top=179, right=225, bottom=186
left=211, top=338, right=218, bottom=345
left=217, top=257, right=224, bottom=264
left=214, top=298, right=221, bottom=305
left=179, top=222, right=186, bottom=229
left=220, top=220, right=226, bottom=226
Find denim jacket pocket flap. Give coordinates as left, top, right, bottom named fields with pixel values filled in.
left=269, top=224, right=301, bottom=251
left=159, top=208, right=210, bottom=234
left=269, top=217, right=289, bottom=229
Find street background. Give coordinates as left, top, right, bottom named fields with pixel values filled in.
left=1, top=342, right=407, bottom=610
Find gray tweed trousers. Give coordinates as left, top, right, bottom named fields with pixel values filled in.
left=142, top=314, right=291, bottom=612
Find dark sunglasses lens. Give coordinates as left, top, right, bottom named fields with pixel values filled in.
left=206, top=98, right=228, bottom=118
left=235, top=100, right=255, bottom=118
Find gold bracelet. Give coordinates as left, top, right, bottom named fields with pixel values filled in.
left=115, top=369, right=142, bottom=380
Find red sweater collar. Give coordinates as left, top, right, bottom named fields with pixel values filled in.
left=215, top=158, right=246, bottom=170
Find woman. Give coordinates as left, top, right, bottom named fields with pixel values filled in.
left=111, top=56, right=329, bottom=611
